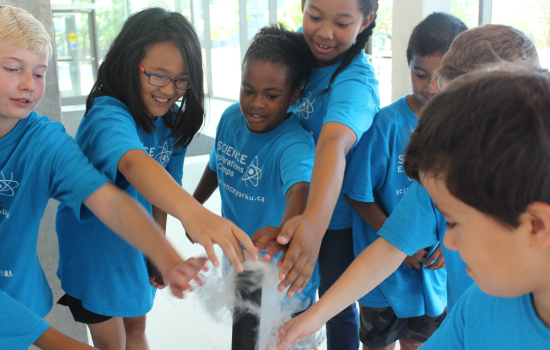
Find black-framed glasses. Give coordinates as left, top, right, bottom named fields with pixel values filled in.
left=139, top=65, right=191, bottom=90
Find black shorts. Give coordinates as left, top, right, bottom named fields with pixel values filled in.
left=58, top=293, right=112, bottom=324
left=359, top=304, right=447, bottom=348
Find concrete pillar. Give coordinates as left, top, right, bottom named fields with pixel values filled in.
left=391, top=0, right=452, bottom=101
left=2, top=0, right=89, bottom=347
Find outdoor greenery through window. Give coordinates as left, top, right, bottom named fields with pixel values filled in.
left=50, top=0, right=550, bottom=106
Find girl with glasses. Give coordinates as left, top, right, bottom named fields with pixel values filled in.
left=55, top=8, right=258, bottom=349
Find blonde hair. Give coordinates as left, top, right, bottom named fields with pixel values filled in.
left=438, top=24, right=539, bottom=86
left=0, top=5, right=52, bottom=59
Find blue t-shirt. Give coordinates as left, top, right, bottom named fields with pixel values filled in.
left=56, top=96, right=186, bottom=317
left=0, top=291, right=51, bottom=349
left=378, top=181, right=473, bottom=311
left=423, top=284, right=550, bottom=349
left=342, top=96, right=446, bottom=318
left=0, top=112, right=108, bottom=318
left=289, top=51, right=380, bottom=229
left=209, top=103, right=319, bottom=301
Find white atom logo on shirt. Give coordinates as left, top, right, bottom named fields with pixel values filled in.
left=297, top=92, right=315, bottom=120
left=241, top=156, right=263, bottom=187
left=0, top=171, right=19, bottom=197
left=154, top=142, right=172, bottom=167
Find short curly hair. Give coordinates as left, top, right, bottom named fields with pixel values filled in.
left=243, top=24, right=314, bottom=93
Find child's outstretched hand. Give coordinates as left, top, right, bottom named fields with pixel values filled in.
left=164, top=257, right=209, bottom=298
left=184, top=209, right=259, bottom=273
left=276, top=214, right=323, bottom=298
left=276, top=311, right=323, bottom=350
left=251, top=226, right=288, bottom=263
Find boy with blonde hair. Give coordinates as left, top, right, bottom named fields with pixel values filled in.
left=0, top=6, right=207, bottom=349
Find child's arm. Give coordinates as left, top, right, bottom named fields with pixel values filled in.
left=148, top=205, right=168, bottom=288
left=84, top=183, right=208, bottom=298
left=276, top=123, right=356, bottom=295
left=118, top=149, right=257, bottom=272
left=34, top=328, right=96, bottom=350
left=344, top=194, right=440, bottom=269
left=276, top=236, right=407, bottom=349
left=193, top=165, right=219, bottom=205
left=344, top=194, right=387, bottom=231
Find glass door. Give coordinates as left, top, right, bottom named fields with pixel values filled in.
left=52, top=9, right=99, bottom=105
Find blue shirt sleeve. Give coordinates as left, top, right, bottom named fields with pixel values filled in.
left=47, top=122, right=109, bottom=221
left=76, top=108, right=146, bottom=183
left=378, top=182, right=440, bottom=255
left=323, top=57, right=380, bottom=145
left=343, top=128, right=389, bottom=203
left=279, top=140, right=315, bottom=196
left=0, top=291, right=51, bottom=349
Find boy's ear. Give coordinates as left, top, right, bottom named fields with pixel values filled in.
left=289, top=87, right=302, bottom=106
left=526, top=202, right=550, bottom=250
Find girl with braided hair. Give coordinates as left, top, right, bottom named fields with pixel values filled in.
left=257, top=1, right=380, bottom=348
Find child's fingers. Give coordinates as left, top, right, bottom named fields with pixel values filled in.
left=283, top=260, right=306, bottom=298
left=202, top=241, right=220, bottom=268
left=168, top=274, right=191, bottom=298
left=278, top=253, right=307, bottom=295
left=168, top=258, right=209, bottom=297
left=423, top=254, right=437, bottom=267
left=278, top=246, right=300, bottom=290
left=295, top=265, right=314, bottom=294
left=217, top=238, right=244, bottom=273
left=264, top=241, right=286, bottom=262
left=423, top=246, right=443, bottom=267
left=252, top=232, right=271, bottom=251
left=276, top=319, right=304, bottom=350
left=426, top=258, right=445, bottom=270
left=277, top=219, right=299, bottom=245
left=224, top=230, right=247, bottom=264
left=251, top=226, right=278, bottom=248
left=233, top=225, right=259, bottom=261
left=187, top=256, right=209, bottom=271
left=149, top=275, right=167, bottom=289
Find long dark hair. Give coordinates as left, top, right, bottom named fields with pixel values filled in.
left=85, top=7, right=204, bottom=149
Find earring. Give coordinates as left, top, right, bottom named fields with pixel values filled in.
left=354, top=37, right=357, bottom=45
